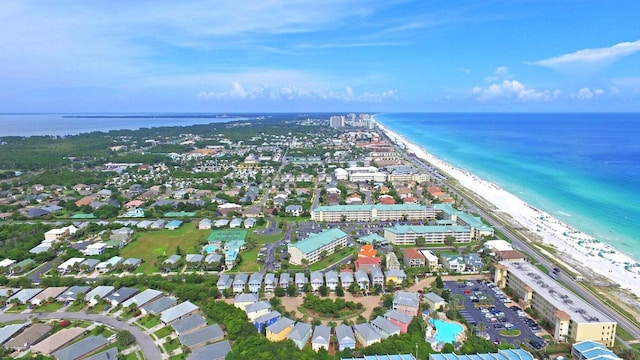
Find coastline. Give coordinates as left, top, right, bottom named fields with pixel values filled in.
left=372, top=116, right=640, bottom=298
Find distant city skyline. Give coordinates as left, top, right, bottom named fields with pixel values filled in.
left=1, top=1, right=639, bottom=112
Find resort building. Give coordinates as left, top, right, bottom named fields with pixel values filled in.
left=288, top=228, right=348, bottom=265
left=311, top=204, right=436, bottom=222
left=572, top=340, right=621, bottom=360
left=433, top=203, right=494, bottom=240
left=495, top=261, right=616, bottom=346
left=384, top=224, right=472, bottom=245
left=430, top=349, right=535, bottom=360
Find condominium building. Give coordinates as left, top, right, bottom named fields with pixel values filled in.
left=494, top=261, right=616, bottom=346
left=384, top=224, right=472, bottom=245
left=288, top=228, right=348, bottom=265
left=434, top=203, right=494, bottom=240
left=311, top=204, right=436, bottom=222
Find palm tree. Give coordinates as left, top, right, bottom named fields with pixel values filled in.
left=477, top=321, right=487, bottom=337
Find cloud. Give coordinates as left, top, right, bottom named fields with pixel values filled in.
left=532, top=40, right=640, bottom=68
left=198, top=82, right=397, bottom=103
left=472, top=80, right=559, bottom=102
left=484, top=66, right=511, bottom=83
left=572, top=87, right=604, bottom=100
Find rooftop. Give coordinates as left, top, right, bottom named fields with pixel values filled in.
left=289, top=228, right=347, bottom=255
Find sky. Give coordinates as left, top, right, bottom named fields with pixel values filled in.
left=1, top=1, right=640, bottom=113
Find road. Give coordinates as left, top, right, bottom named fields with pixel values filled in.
left=399, top=134, right=640, bottom=341
left=0, top=312, right=161, bottom=359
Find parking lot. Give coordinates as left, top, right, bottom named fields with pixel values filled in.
left=445, top=280, right=547, bottom=350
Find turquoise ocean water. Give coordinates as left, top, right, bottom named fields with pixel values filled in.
left=374, top=113, right=640, bottom=261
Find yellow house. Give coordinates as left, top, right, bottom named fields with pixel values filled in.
left=266, top=318, right=295, bottom=342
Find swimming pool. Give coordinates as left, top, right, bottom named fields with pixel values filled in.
left=430, top=319, right=463, bottom=344
left=204, top=245, right=217, bottom=253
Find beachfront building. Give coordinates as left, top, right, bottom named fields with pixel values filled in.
left=384, top=224, right=472, bottom=245
left=434, top=203, right=494, bottom=240
left=495, top=261, right=616, bottom=346
left=430, top=349, right=535, bottom=360
left=288, top=228, right=348, bottom=265
left=311, top=204, right=436, bottom=222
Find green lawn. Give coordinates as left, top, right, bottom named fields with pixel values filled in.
left=124, top=351, right=142, bottom=360
left=120, top=222, right=207, bottom=274
left=139, top=315, right=160, bottom=329
left=33, top=302, right=64, bottom=312
left=154, top=326, right=173, bottom=339
left=232, top=230, right=284, bottom=273
left=164, top=337, right=182, bottom=353
left=308, top=247, right=355, bottom=271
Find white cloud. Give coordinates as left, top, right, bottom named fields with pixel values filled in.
left=533, top=40, right=640, bottom=68
left=198, top=82, right=397, bottom=103
left=572, top=87, right=605, bottom=100
left=485, top=66, right=511, bottom=82
left=472, top=80, right=558, bottom=102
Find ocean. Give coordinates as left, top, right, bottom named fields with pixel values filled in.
left=375, top=113, right=640, bottom=261
left=0, top=114, right=244, bottom=137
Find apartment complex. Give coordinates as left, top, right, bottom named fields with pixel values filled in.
left=494, top=261, right=616, bottom=346
left=311, top=204, right=436, bottom=222
left=384, top=224, right=472, bottom=245
left=434, top=203, right=494, bottom=240
left=288, top=228, right=348, bottom=265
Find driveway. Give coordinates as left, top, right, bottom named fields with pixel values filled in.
left=0, top=312, right=161, bottom=359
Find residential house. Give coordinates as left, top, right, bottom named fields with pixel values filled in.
left=198, top=219, right=212, bottom=230
left=233, top=273, right=248, bottom=293
left=287, top=322, right=313, bottom=350
left=229, top=218, right=243, bottom=228
left=85, top=286, right=115, bottom=306
left=165, top=220, right=183, bottom=230
left=96, top=256, right=124, bottom=273
left=52, top=335, right=108, bottom=360
left=56, top=286, right=90, bottom=303
left=441, top=254, right=466, bottom=273
left=355, top=256, right=382, bottom=272
left=185, top=254, right=204, bottom=268
left=178, top=324, right=225, bottom=349
left=217, top=274, right=233, bottom=291
left=279, top=273, right=291, bottom=288
left=324, top=270, right=339, bottom=291
left=419, top=250, right=440, bottom=271
left=105, top=287, right=138, bottom=307
left=464, top=253, right=484, bottom=272
left=423, top=292, right=447, bottom=311
left=311, top=324, right=331, bottom=351
left=339, top=271, right=354, bottom=289
left=122, top=289, right=162, bottom=308
left=285, top=205, right=303, bottom=216
left=233, top=293, right=258, bottom=311
left=403, top=248, right=426, bottom=267
left=385, top=269, right=407, bottom=286
left=353, top=323, right=382, bottom=347
left=31, top=287, right=67, bottom=306
left=83, top=243, right=107, bottom=256
left=310, top=271, right=324, bottom=291
left=335, top=324, right=356, bottom=351
left=263, top=273, right=276, bottom=294
left=384, top=309, right=413, bottom=334
left=393, top=291, right=421, bottom=317
left=369, top=267, right=385, bottom=288
left=355, top=270, right=370, bottom=290
left=5, top=323, right=52, bottom=351
left=160, top=301, right=199, bottom=324
left=58, top=258, right=85, bottom=274
left=163, top=255, right=182, bottom=270
left=188, top=340, right=232, bottom=360
left=371, top=316, right=401, bottom=339
left=266, top=317, right=295, bottom=342
left=243, top=218, right=257, bottom=228
left=245, top=301, right=272, bottom=322
left=248, top=272, right=263, bottom=293
left=295, top=272, right=307, bottom=291
left=254, top=311, right=281, bottom=333
left=386, top=252, right=401, bottom=270
left=8, top=289, right=42, bottom=304
left=141, top=296, right=177, bottom=316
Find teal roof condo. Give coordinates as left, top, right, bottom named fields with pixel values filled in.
left=288, top=228, right=348, bottom=265
left=312, top=204, right=436, bottom=222
left=429, top=349, right=534, bottom=360
left=384, top=224, right=472, bottom=245
left=433, top=203, right=494, bottom=239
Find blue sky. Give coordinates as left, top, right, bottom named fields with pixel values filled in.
left=1, top=1, right=639, bottom=112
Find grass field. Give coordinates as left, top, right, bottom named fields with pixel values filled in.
left=120, top=222, right=207, bottom=274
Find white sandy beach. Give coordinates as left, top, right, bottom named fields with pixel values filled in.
left=374, top=118, right=640, bottom=298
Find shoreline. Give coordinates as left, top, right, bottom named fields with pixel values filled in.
left=372, top=116, right=640, bottom=298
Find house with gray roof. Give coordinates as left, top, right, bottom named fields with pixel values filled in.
left=8, top=288, right=42, bottom=304
left=52, top=335, right=108, bottom=360
left=335, top=324, right=356, bottom=351
left=393, top=291, right=421, bottom=316
left=254, top=311, right=281, bottom=332
left=423, top=292, right=446, bottom=311
left=178, top=324, right=225, bottom=349
left=384, top=309, right=413, bottom=334
left=353, top=323, right=382, bottom=347
left=185, top=254, right=204, bottom=267
left=371, top=316, right=401, bottom=339
left=245, top=300, right=271, bottom=321
left=105, top=287, right=138, bottom=307
left=229, top=218, right=243, bottom=228
left=243, top=218, right=257, bottom=228
left=233, top=273, right=248, bottom=293
left=355, top=270, right=370, bottom=290
left=340, top=271, right=354, bottom=288
left=248, top=272, right=263, bottom=293
left=85, top=286, right=115, bottom=306
left=161, top=301, right=199, bottom=324
left=266, top=317, right=295, bottom=341
left=122, top=288, right=162, bottom=308
left=0, top=323, right=27, bottom=345
left=204, top=253, right=222, bottom=265
left=80, top=258, right=100, bottom=272
left=295, top=272, right=307, bottom=290
left=263, top=273, right=276, bottom=293
left=83, top=348, right=118, bottom=360
left=216, top=274, right=233, bottom=291
left=310, top=271, right=324, bottom=291
left=121, top=258, right=142, bottom=271
left=287, top=322, right=312, bottom=350
left=324, top=270, right=339, bottom=291
left=57, top=286, right=91, bottom=302
left=233, top=293, right=258, bottom=310
left=163, top=254, right=182, bottom=267
left=370, top=267, right=385, bottom=287
left=142, top=296, right=177, bottom=315
left=172, top=314, right=207, bottom=335
left=30, top=327, right=86, bottom=355
left=279, top=273, right=290, bottom=288
left=187, top=339, right=231, bottom=360
left=311, top=324, right=331, bottom=351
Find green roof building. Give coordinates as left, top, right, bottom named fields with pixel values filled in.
left=288, top=228, right=348, bottom=265
left=433, top=203, right=494, bottom=239
left=311, top=204, right=436, bottom=222
left=384, top=224, right=472, bottom=245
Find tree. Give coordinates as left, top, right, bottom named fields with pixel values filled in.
left=116, top=330, right=135, bottom=347
left=435, top=275, right=444, bottom=289
left=415, top=236, right=426, bottom=247
left=318, top=285, right=329, bottom=297
left=444, top=236, right=456, bottom=246
left=335, top=285, right=345, bottom=297
left=274, top=287, right=286, bottom=297
left=286, top=283, right=298, bottom=297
